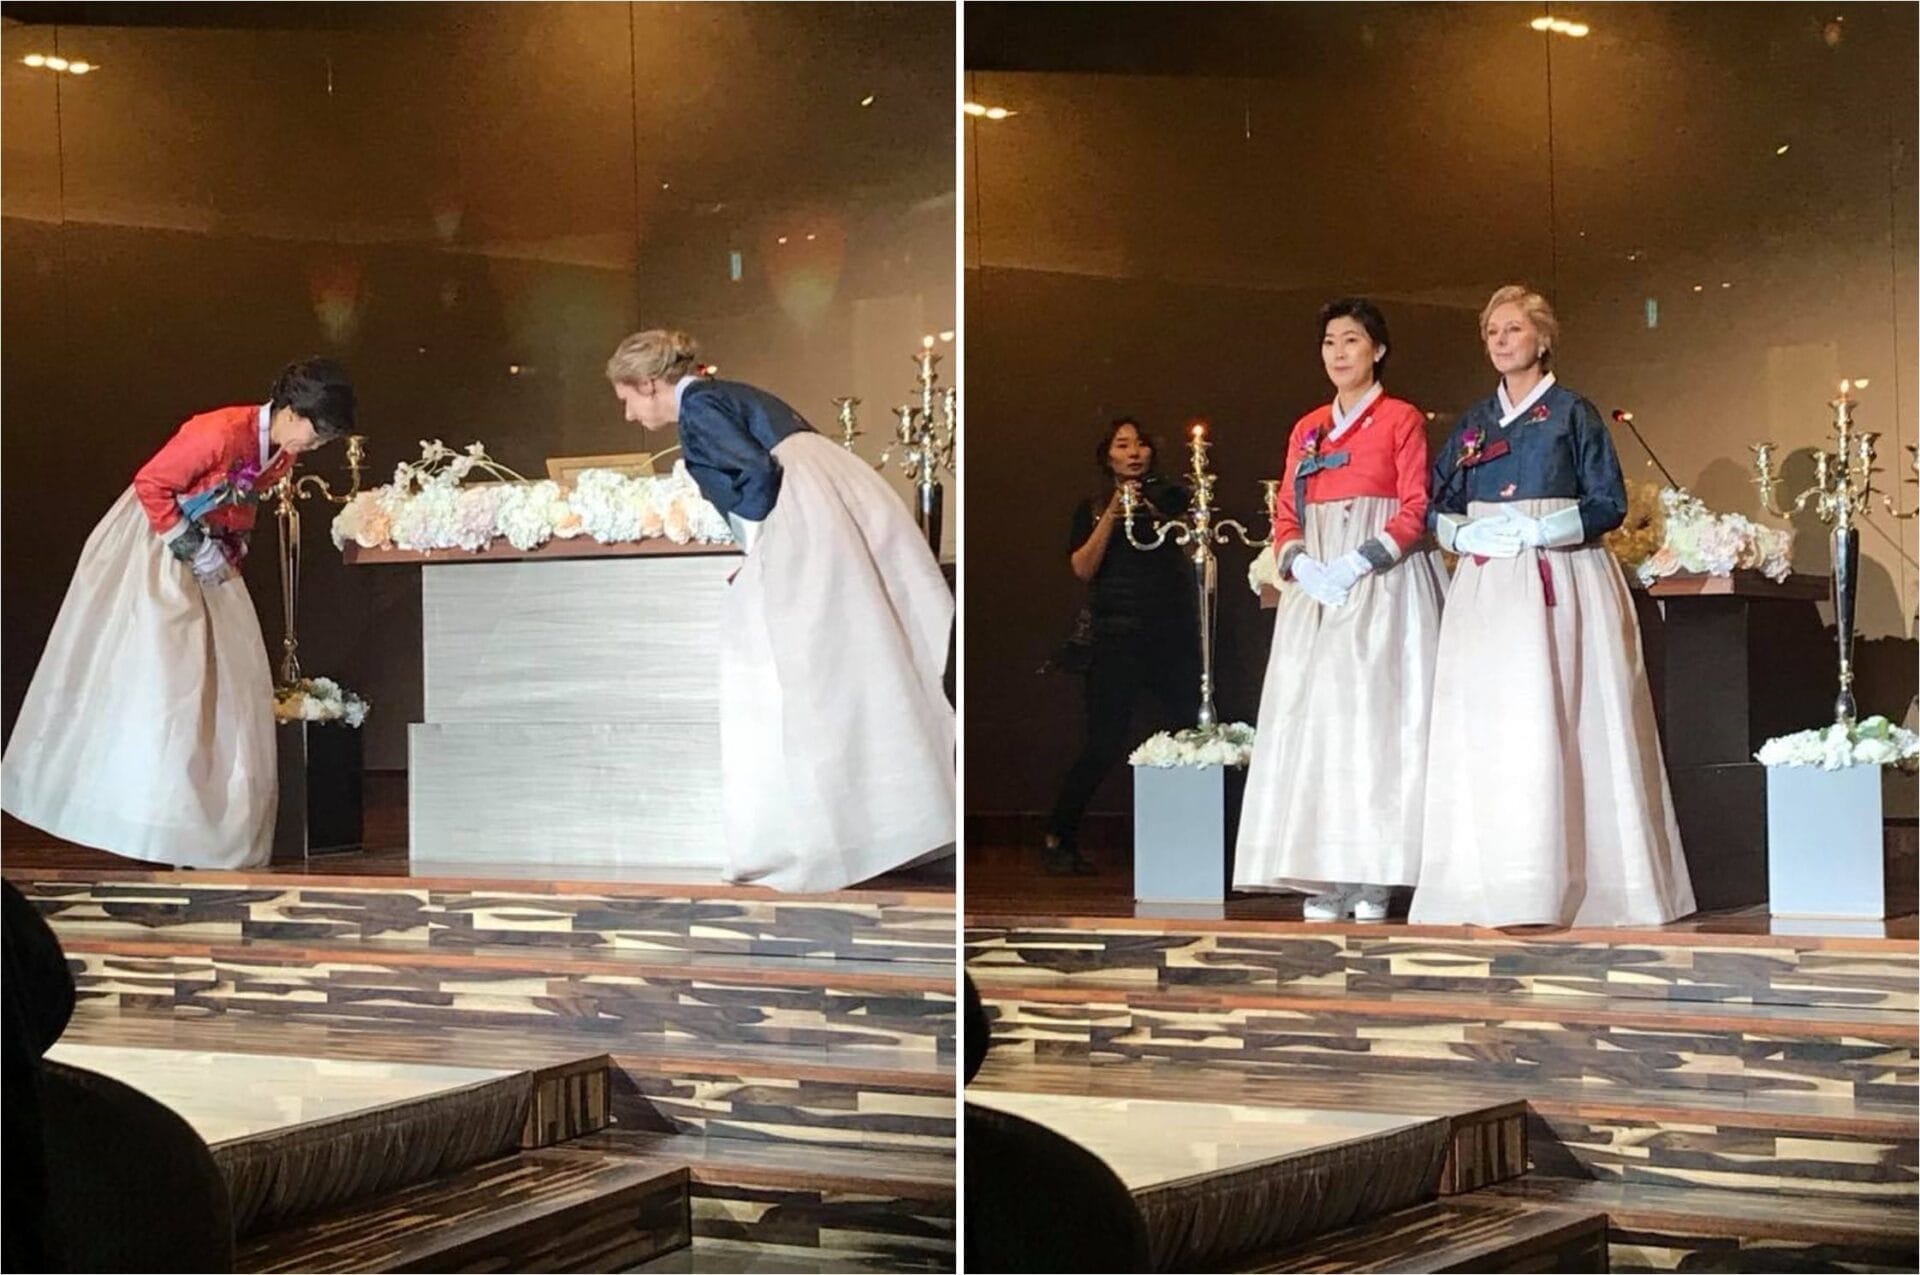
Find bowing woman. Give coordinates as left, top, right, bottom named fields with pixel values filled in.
left=1, top=359, right=357, bottom=870
left=1411, top=286, right=1694, bottom=928
left=1233, top=298, right=1447, bottom=921
left=606, top=329, right=954, bottom=893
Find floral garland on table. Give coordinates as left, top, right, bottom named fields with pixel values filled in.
left=274, top=677, right=370, bottom=728
left=1608, top=484, right=1793, bottom=586
left=1756, top=716, right=1919, bottom=771
left=1129, top=722, right=1257, bottom=769
left=331, top=440, right=732, bottom=554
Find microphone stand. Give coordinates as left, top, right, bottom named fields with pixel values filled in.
left=1611, top=408, right=1681, bottom=489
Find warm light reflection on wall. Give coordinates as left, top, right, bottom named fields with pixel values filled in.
left=963, top=102, right=1016, bottom=120
left=1528, top=16, right=1591, bottom=37
left=21, top=54, right=97, bottom=74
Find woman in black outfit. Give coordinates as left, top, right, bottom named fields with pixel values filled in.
left=1042, top=418, right=1199, bottom=876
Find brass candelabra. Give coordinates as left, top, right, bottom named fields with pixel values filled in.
left=1120, top=419, right=1278, bottom=728
left=1750, top=380, right=1904, bottom=725
left=832, top=396, right=863, bottom=451
left=273, top=434, right=367, bottom=687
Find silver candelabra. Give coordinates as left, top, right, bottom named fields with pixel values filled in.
left=1120, top=419, right=1277, bottom=728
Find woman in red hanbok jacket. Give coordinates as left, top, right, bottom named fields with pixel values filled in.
left=1233, top=299, right=1447, bottom=921
left=0, top=359, right=356, bottom=869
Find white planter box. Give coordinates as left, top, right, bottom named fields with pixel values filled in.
left=1765, top=763, right=1885, bottom=918
left=1133, top=764, right=1242, bottom=906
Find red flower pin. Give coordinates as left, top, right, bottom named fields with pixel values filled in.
left=1529, top=403, right=1551, bottom=422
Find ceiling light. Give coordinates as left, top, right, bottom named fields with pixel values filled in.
left=22, top=54, right=45, bottom=67
left=1776, top=143, right=1791, bottom=155
left=860, top=94, right=875, bottom=106
left=963, top=102, right=986, bottom=116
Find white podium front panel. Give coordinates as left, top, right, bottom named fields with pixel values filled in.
left=408, top=550, right=739, bottom=870
left=409, top=722, right=723, bottom=868
left=422, top=556, right=734, bottom=724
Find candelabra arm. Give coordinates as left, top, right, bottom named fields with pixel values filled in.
left=1213, top=517, right=1272, bottom=549
left=1118, top=483, right=1176, bottom=551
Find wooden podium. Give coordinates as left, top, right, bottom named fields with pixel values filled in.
left=1638, top=571, right=1833, bottom=910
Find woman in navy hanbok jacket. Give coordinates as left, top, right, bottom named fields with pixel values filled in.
left=606, top=330, right=954, bottom=893
left=1411, top=287, right=1694, bottom=928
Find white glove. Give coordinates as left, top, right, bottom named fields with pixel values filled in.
left=1454, top=516, right=1525, bottom=559
left=1291, top=555, right=1350, bottom=607
left=1499, top=507, right=1547, bottom=548
left=188, top=536, right=233, bottom=584
left=1319, top=550, right=1374, bottom=594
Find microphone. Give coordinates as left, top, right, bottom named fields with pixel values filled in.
left=1611, top=408, right=1680, bottom=488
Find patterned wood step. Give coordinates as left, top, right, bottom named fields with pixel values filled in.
left=237, top=1147, right=690, bottom=1273
left=631, top=1237, right=949, bottom=1273
left=970, top=1054, right=1918, bottom=1200
left=1245, top=1196, right=1609, bottom=1273
left=580, top=1129, right=955, bottom=1267
left=1525, top=1104, right=1918, bottom=1203
left=967, top=917, right=1917, bottom=1011
left=10, top=871, right=955, bottom=963
left=1480, top=1178, right=1919, bottom=1273
left=615, top=1056, right=954, bottom=1154
left=57, top=1008, right=957, bottom=1154
left=59, top=933, right=955, bottom=1054
left=963, top=1089, right=1492, bottom=1272
left=975, top=979, right=1916, bottom=1104
left=61, top=932, right=949, bottom=986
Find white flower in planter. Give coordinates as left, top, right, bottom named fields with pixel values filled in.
left=274, top=677, right=372, bottom=729
left=1130, top=722, right=1257, bottom=769
left=1755, top=715, right=1919, bottom=770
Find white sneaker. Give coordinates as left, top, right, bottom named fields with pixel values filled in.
left=1303, top=888, right=1353, bottom=921
left=1351, top=886, right=1391, bottom=923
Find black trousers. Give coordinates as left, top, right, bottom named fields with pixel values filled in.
left=1047, top=623, right=1199, bottom=848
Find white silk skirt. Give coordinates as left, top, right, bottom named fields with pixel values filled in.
left=1410, top=499, right=1696, bottom=928
left=1, top=486, right=276, bottom=869
left=718, top=433, right=955, bottom=893
left=1234, top=496, right=1448, bottom=894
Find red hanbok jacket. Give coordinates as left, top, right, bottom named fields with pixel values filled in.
left=1271, top=392, right=1431, bottom=574
left=132, top=405, right=294, bottom=542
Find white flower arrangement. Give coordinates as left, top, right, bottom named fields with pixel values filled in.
left=1631, top=487, right=1793, bottom=586
left=331, top=439, right=733, bottom=554
left=1129, top=722, right=1257, bottom=769
left=1756, top=715, right=1918, bottom=771
left=274, top=677, right=370, bottom=729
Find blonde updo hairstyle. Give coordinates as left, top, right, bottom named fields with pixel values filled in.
left=1478, top=285, right=1560, bottom=368
left=606, top=329, right=700, bottom=386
